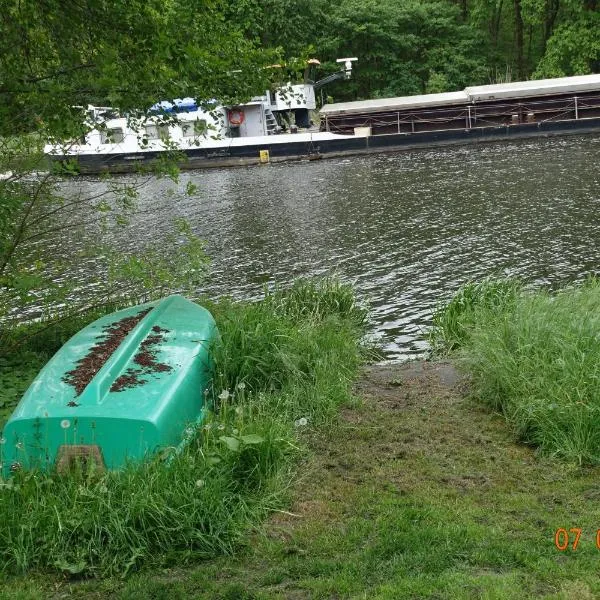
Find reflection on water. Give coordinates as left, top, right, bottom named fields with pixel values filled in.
left=57, top=135, right=600, bottom=359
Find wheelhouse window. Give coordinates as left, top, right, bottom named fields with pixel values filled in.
left=100, top=128, right=124, bottom=144
left=145, top=124, right=170, bottom=140
left=182, top=120, right=207, bottom=137
left=145, top=124, right=159, bottom=140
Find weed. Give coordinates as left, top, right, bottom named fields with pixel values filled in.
left=431, top=276, right=600, bottom=464
left=428, top=277, right=521, bottom=354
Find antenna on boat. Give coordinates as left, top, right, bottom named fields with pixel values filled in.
left=314, top=57, right=359, bottom=90
left=336, top=57, right=358, bottom=79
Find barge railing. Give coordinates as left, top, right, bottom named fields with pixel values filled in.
left=324, top=93, right=600, bottom=135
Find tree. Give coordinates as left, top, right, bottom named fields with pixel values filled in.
left=319, top=0, right=488, bottom=99
left=0, top=0, right=275, bottom=342
left=535, top=0, right=600, bottom=76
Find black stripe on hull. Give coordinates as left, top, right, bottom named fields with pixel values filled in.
left=49, top=117, right=600, bottom=174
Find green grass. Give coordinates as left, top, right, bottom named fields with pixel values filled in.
left=4, top=360, right=600, bottom=599
left=205, top=279, right=367, bottom=424
left=430, top=277, right=600, bottom=465
left=0, top=278, right=366, bottom=578
left=428, top=277, right=522, bottom=354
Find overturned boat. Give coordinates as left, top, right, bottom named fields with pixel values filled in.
left=1, top=295, right=218, bottom=476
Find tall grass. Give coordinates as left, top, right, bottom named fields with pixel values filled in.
left=206, top=279, right=367, bottom=422
left=428, top=277, right=521, bottom=354
left=0, top=278, right=366, bottom=576
left=430, top=277, right=600, bottom=465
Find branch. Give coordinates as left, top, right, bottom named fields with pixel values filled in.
left=19, top=63, right=96, bottom=85
left=27, top=176, right=153, bottom=227
left=20, top=202, right=165, bottom=244
left=0, top=171, right=54, bottom=277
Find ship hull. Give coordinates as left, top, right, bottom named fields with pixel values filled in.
left=48, top=116, right=600, bottom=174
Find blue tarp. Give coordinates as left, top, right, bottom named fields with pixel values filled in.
left=150, top=98, right=198, bottom=114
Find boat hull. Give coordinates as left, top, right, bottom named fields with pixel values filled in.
left=48, top=116, right=600, bottom=174
left=1, top=296, right=218, bottom=475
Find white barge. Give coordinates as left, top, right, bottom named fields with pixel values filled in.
left=46, top=73, right=600, bottom=174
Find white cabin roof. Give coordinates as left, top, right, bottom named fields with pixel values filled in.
left=465, top=74, right=600, bottom=101
left=320, top=74, right=600, bottom=116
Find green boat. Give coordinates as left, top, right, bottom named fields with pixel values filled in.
left=1, top=295, right=218, bottom=476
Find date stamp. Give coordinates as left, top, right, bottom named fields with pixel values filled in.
left=554, top=528, right=600, bottom=551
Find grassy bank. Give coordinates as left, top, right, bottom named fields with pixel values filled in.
left=430, top=277, right=600, bottom=465
left=0, top=279, right=367, bottom=578
left=5, top=361, right=600, bottom=599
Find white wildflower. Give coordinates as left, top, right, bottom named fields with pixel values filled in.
left=294, top=417, right=308, bottom=428
left=195, top=479, right=205, bottom=488
left=236, top=382, right=246, bottom=391
left=218, top=389, right=230, bottom=401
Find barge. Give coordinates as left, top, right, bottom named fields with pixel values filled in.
left=45, top=73, right=600, bottom=173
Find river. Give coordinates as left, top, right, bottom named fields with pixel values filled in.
left=59, top=134, right=600, bottom=360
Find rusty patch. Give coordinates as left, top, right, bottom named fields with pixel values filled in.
left=110, top=326, right=172, bottom=393
left=62, top=308, right=152, bottom=398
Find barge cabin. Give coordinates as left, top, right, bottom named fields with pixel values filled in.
left=320, top=74, right=600, bottom=136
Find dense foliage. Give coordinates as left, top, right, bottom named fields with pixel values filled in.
left=0, top=0, right=273, bottom=138
left=226, top=0, right=599, bottom=100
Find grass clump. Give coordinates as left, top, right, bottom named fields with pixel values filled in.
left=206, top=278, right=367, bottom=424
left=430, top=277, right=600, bottom=464
left=0, top=278, right=366, bottom=577
left=428, top=277, right=521, bottom=354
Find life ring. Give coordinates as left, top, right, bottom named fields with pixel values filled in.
left=228, top=109, right=245, bottom=126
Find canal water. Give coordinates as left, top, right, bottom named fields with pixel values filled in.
left=61, top=135, right=600, bottom=360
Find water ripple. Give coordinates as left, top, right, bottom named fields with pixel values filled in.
left=51, top=135, right=600, bottom=360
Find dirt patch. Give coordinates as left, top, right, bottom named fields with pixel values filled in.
left=110, top=325, right=172, bottom=393
left=63, top=308, right=152, bottom=397
left=353, top=360, right=466, bottom=411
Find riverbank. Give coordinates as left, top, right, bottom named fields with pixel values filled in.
left=4, top=359, right=600, bottom=598
left=4, top=279, right=600, bottom=597
left=0, top=280, right=367, bottom=580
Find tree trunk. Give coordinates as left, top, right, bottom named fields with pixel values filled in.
left=543, top=0, right=560, bottom=49
left=514, top=0, right=524, bottom=79
left=491, top=0, right=504, bottom=50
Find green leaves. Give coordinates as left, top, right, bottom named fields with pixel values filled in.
left=240, top=434, right=265, bottom=445
left=0, top=0, right=273, bottom=138
left=219, top=436, right=241, bottom=452
left=219, top=433, right=265, bottom=452
left=535, top=12, right=600, bottom=77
